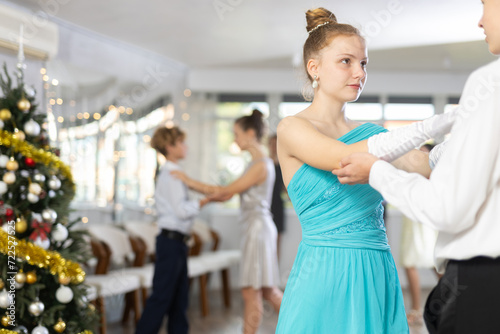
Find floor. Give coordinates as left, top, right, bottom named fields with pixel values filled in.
left=108, top=288, right=431, bottom=334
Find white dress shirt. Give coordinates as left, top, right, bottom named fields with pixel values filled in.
left=155, top=160, right=200, bottom=235
left=370, top=58, right=500, bottom=273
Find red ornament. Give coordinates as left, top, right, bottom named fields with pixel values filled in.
left=29, top=220, right=51, bottom=241
left=38, top=190, right=46, bottom=200
left=5, top=208, right=13, bottom=217
left=25, top=157, right=36, bottom=168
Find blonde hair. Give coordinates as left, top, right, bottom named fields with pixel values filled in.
left=150, top=126, right=185, bottom=157
left=303, top=8, right=364, bottom=83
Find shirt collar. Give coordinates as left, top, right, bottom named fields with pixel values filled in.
left=164, top=160, right=181, bottom=171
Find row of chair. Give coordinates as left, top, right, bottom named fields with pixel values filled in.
left=83, top=220, right=241, bottom=334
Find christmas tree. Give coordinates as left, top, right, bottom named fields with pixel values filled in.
left=0, top=31, right=97, bottom=334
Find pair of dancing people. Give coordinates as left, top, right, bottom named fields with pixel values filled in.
left=277, top=4, right=499, bottom=334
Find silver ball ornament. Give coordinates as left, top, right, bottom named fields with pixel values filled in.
left=0, top=181, right=7, bottom=195
left=0, top=289, right=12, bottom=308
left=25, top=86, right=35, bottom=98
left=42, top=208, right=57, bottom=223
left=48, top=177, right=61, bottom=190
left=23, top=119, right=41, bottom=136
left=27, top=193, right=39, bottom=203
left=13, top=325, right=28, bottom=334
left=28, top=299, right=45, bottom=316
left=55, top=285, right=73, bottom=304
left=31, top=325, right=49, bottom=334
left=0, top=155, right=9, bottom=168
left=52, top=224, right=68, bottom=242
left=33, top=173, right=46, bottom=182
left=33, top=236, right=50, bottom=250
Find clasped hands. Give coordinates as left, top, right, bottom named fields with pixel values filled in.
left=331, top=152, right=380, bottom=185
left=170, top=170, right=233, bottom=202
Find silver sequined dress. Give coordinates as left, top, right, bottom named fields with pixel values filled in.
left=239, top=157, right=280, bottom=288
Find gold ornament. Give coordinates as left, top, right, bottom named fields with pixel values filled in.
left=0, top=280, right=3, bottom=290
left=12, top=129, right=25, bottom=141
left=15, top=217, right=28, bottom=233
left=0, top=109, right=11, bottom=121
left=2, top=172, right=16, bottom=184
left=1, top=314, right=10, bottom=327
left=15, top=271, right=26, bottom=284
left=26, top=271, right=37, bottom=284
left=53, top=318, right=66, bottom=333
left=0, top=230, right=86, bottom=284
left=17, top=98, right=31, bottom=112
left=58, top=275, right=70, bottom=285
left=5, top=158, right=19, bottom=171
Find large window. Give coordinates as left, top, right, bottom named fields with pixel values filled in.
left=58, top=103, right=172, bottom=214
left=278, top=96, right=382, bottom=121
left=384, top=97, right=435, bottom=120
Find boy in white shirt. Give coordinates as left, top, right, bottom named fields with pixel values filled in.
left=136, top=126, right=210, bottom=334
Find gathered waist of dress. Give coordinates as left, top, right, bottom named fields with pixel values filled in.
left=301, top=209, right=390, bottom=251
left=240, top=200, right=270, bottom=212
left=302, top=229, right=390, bottom=251
left=239, top=207, right=272, bottom=221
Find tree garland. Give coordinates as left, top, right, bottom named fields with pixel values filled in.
left=0, top=130, right=74, bottom=187
left=0, top=230, right=85, bottom=284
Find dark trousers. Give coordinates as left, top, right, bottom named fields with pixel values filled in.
left=424, top=256, right=500, bottom=334
left=135, top=235, right=189, bottom=334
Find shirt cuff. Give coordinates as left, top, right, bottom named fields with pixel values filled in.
left=369, top=160, right=397, bottom=192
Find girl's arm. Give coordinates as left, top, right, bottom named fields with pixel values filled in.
left=391, top=149, right=431, bottom=178
left=171, top=160, right=267, bottom=198
left=277, top=116, right=367, bottom=172
left=170, top=170, right=220, bottom=195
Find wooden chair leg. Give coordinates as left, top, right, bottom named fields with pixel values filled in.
left=94, top=297, right=106, bottom=334
left=141, top=287, right=148, bottom=308
left=133, top=289, right=141, bottom=324
left=122, top=292, right=132, bottom=324
left=221, top=268, right=231, bottom=308
left=199, top=274, right=209, bottom=317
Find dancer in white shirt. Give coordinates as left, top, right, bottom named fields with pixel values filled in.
left=332, top=1, right=500, bottom=333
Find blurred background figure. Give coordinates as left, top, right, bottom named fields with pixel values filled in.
left=400, top=143, right=441, bottom=326
left=268, top=134, right=286, bottom=261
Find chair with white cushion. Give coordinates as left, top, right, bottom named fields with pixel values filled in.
left=123, top=221, right=212, bottom=316
left=86, top=225, right=144, bottom=325
left=85, top=237, right=141, bottom=334
left=191, top=219, right=241, bottom=309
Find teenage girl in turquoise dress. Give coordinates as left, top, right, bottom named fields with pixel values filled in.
left=275, top=7, right=457, bottom=333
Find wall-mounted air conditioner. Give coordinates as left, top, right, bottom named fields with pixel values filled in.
left=0, top=3, right=59, bottom=60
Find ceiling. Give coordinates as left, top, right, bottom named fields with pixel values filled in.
left=3, top=0, right=491, bottom=70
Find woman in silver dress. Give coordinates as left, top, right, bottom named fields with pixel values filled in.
left=171, top=109, right=283, bottom=334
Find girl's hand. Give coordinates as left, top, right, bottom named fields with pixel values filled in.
left=209, top=191, right=234, bottom=202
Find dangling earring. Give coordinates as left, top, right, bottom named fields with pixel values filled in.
left=312, top=75, right=318, bottom=89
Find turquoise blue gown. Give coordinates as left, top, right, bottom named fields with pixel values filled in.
left=276, top=123, right=409, bottom=334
